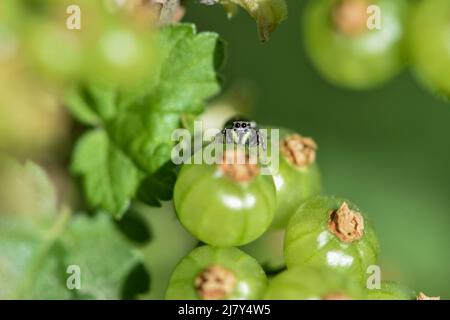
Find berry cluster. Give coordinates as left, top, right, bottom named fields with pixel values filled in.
left=1, top=0, right=445, bottom=301
left=166, top=125, right=439, bottom=300
left=303, top=0, right=450, bottom=99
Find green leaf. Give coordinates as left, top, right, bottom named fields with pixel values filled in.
left=0, top=157, right=139, bottom=299
left=70, top=23, right=225, bottom=216
left=0, top=158, right=67, bottom=299
left=146, top=23, right=224, bottom=112
left=0, top=211, right=72, bottom=299
left=107, top=23, right=224, bottom=174
left=71, top=130, right=141, bottom=218
left=0, top=211, right=141, bottom=300
left=223, top=0, right=288, bottom=42
left=61, top=213, right=140, bottom=300
left=137, top=162, right=178, bottom=207
left=64, top=85, right=118, bottom=126
left=0, top=157, right=58, bottom=218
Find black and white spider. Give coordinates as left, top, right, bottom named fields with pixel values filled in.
left=216, top=116, right=267, bottom=150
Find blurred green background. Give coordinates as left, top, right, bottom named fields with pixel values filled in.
left=186, top=0, right=450, bottom=298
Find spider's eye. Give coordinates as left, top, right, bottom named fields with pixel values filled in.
left=235, top=123, right=240, bottom=128
left=242, top=123, right=247, bottom=128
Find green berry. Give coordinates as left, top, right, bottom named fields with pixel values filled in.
left=366, top=281, right=415, bottom=300
left=270, top=131, right=322, bottom=229
left=303, top=0, right=408, bottom=89
left=240, top=229, right=286, bottom=273
left=174, top=148, right=276, bottom=247
left=26, top=21, right=84, bottom=81
left=264, top=267, right=365, bottom=300
left=86, top=26, right=156, bottom=88
left=284, top=196, right=379, bottom=282
left=166, top=246, right=267, bottom=300
left=408, top=0, right=450, bottom=97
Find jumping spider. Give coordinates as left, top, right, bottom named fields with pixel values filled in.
left=216, top=116, right=267, bottom=150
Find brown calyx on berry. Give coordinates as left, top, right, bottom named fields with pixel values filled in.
left=332, top=0, right=369, bottom=36
left=322, top=293, right=352, bottom=300
left=328, top=202, right=364, bottom=243
left=281, top=134, right=317, bottom=168
left=219, top=150, right=259, bottom=182
left=195, top=265, right=236, bottom=300
left=417, top=292, right=440, bottom=300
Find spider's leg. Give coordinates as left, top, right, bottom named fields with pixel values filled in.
left=248, top=129, right=257, bottom=147
left=261, top=134, right=267, bottom=150
left=255, top=129, right=260, bottom=146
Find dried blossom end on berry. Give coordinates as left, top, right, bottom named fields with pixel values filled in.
left=332, top=0, right=369, bottom=36
left=322, top=293, right=352, bottom=300
left=218, top=150, right=260, bottom=182
left=328, top=202, right=364, bottom=243
left=417, top=292, right=440, bottom=300
left=195, top=265, right=236, bottom=300
left=281, top=134, right=317, bottom=169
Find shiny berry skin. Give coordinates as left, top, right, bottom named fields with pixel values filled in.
left=264, top=267, right=365, bottom=300
left=408, top=0, right=450, bottom=97
left=165, top=246, right=267, bottom=300
left=303, top=0, right=408, bottom=89
left=284, top=196, right=379, bottom=283
left=174, top=148, right=276, bottom=247
left=270, top=130, right=322, bottom=229
left=366, top=281, right=415, bottom=300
